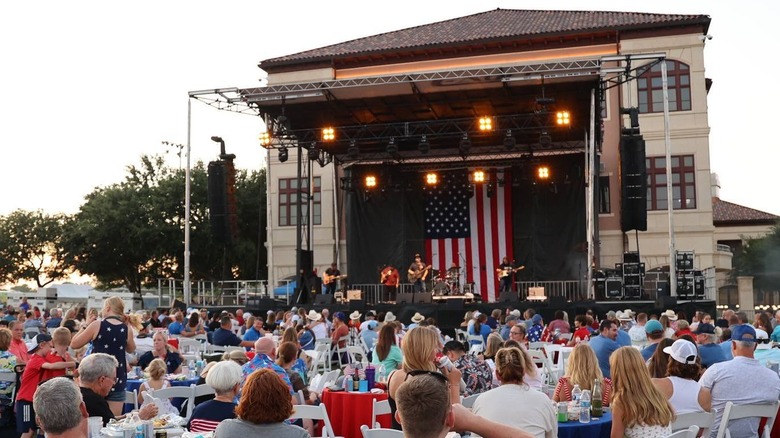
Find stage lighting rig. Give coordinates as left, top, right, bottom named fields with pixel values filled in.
left=478, top=116, right=494, bottom=132
left=258, top=132, right=271, bottom=146
left=425, top=172, right=439, bottom=185
left=459, top=134, right=471, bottom=158
left=386, top=137, right=398, bottom=155
left=537, top=165, right=551, bottom=180
left=347, top=140, right=359, bottom=159
left=418, top=135, right=430, bottom=154
left=278, top=147, right=289, bottom=163
left=321, top=127, right=335, bottom=141
left=503, top=130, right=516, bottom=150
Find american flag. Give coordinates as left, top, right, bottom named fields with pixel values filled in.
left=423, top=171, right=514, bottom=302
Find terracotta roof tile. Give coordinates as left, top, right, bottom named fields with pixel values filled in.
left=713, top=198, right=778, bottom=225
left=261, top=9, right=710, bottom=67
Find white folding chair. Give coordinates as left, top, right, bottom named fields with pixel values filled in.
left=528, top=349, right=558, bottom=385
left=310, top=342, right=332, bottom=375
left=455, top=329, right=468, bottom=343
left=193, top=383, right=215, bottom=398
left=360, top=425, right=404, bottom=438
left=295, top=389, right=307, bottom=405
left=667, top=425, right=700, bottom=438
left=315, top=338, right=334, bottom=372
left=715, top=400, right=780, bottom=438
left=461, top=393, right=480, bottom=409
left=288, top=403, right=337, bottom=438
left=124, top=389, right=139, bottom=411
left=223, top=346, right=245, bottom=354
left=151, top=384, right=196, bottom=421
left=346, top=346, right=369, bottom=365
left=529, top=341, right=548, bottom=350
left=335, top=335, right=351, bottom=368
left=672, top=411, right=715, bottom=437
left=24, top=328, right=40, bottom=340
left=467, top=335, right=484, bottom=354
left=371, top=398, right=392, bottom=428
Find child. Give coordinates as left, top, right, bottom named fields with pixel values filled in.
left=41, top=327, right=76, bottom=381
left=137, top=358, right=177, bottom=415
left=15, top=333, right=76, bottom=438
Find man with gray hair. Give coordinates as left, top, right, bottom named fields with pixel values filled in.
left=33, top=377, right=88, bottom=438
left=79, top=353, right=157, bottom=425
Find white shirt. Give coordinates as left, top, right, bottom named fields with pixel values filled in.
left=628, top=324, right=647, bottom=342
left=472, top=383, right=557, bottom=438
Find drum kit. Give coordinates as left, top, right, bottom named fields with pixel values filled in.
left=431, top=266, right=464, bottom=296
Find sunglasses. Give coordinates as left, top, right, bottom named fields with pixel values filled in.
left=405, top=369, right=448, bottom=385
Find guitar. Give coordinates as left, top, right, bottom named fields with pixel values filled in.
left=407, top=264, right=432, bottom=283
left=497, top=265, right=525, bottom=281
left=323, top=273, right=347, bottom=285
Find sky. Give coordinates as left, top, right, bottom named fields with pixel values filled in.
left=1, top=1, right=778, bottom=216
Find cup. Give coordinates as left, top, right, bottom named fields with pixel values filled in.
left=143, top=421, right=154, bottom=438
left=365, top=367, right=376, bottom=389
left=88, top=416, right=103, bottom=438
left=557, top=402, right=568, bottom=423
left=359, top=379, right=369, bottom=393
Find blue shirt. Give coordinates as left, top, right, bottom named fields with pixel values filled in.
left=137, top=350, right=183, bottom=374
left=361, top=330, right=378, bottom=351
left=589, top=334, right=619, bottom=378
left=527, top=323, right=544, bottom=343
left=167, top=321, right=183, bottom=335
left=45, top=317, right=61, bottom=328
left=299, top=330, right=315, bottom=350
left=468, top=323, right=492, bottom=344
left=242, top=327, right=263, bottom=342
left=241, top=354, right=293, bottom=394
left=699, top=343, right=728, bottom=368
left=212, top=328, right=241, bottom=347
left=641, top=342, right=659, bottom=361
left=720, top=340, right=733, bottom=360
left=616, top=330, right=632, bottom=347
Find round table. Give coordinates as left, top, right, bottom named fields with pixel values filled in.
left=557, top=411, right=612, bottom=438
left=124, top=377, right=200, bottom=414
left=321, top=389, right=391, bottom=438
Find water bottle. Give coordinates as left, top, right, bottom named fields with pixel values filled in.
left=571, top=384, right=582, bottom=404
left=579, top=390, right=591, bottom=423
left=188, top=360, right=196, bottom=378
left=344, top=374, right=353, bottom=392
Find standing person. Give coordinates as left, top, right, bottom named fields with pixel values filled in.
left=495, top=257, right=520, bottom=294
left=610, top=347, right=674, bottom=438
left=699, top=324, right=780, bottom=438
left=407, top=254, right=430, bottom=293
left=70, top=296, right=138, bottom=416
left=8, top=321, right=30, bottom=363
left=323, top=262, right=342, bottom=295
left=41, top=327, right=76, bottom=381
left=379, top=265, right=400, bottom=303
left=628, top=312, right=648, bottom=343
left=0, top=328, right=17, bottom=406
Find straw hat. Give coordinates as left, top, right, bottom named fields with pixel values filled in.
left=662, top=309, right=678, bottom=321
left=349, top=311, right=362, bottom=321
left=411, top=312, right=425, bottom=323
left=384, top=311, right=397, bottom=322
left=306, top=310, right=322, bottom=321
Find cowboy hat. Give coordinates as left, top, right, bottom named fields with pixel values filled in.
left=349, top=311, right=362, bottom=320
left=616, top=311, right=632, bottom=321
left=384, top=311, right=397, bottom=322
left=662, top=309, right=678, bottom=321
left=411, top=312, right=425, bottom=323
left=306, top=310, right=322, bottom=321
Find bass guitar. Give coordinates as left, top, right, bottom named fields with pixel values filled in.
left=497, top=265, right=525, bottom=281
left=407, top=265, right=432, bottom=283
left=323, top=273, right=347, bottom=285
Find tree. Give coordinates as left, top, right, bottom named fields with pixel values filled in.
left=0, top=210, right=70, bottom=287
left=731, top=221, right=780, bottom=292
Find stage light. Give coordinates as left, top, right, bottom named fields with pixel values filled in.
left=308, top=142, right=319, bottom=160
left=459, top=134, right=471, bottom=157
left=503, top=130, right=516, bottom=150
left=418, top=135, right=430, bottom=154
left=471, top=170, right=486, bottom=183
left=556, top=111, right=571, bottom=126
left=539, top=132, right=552, bottom=148
left=258, top=132, right=271, bottom=146
left=478, top=116, right=494, bottom=132
left=467, top=184, right=475, bottom=198
left=386, top=137, right=398, bottom=155
left=278, top=147, right=289, bottom=163
left=365, top=175, right=377, bottom=188
left=347, top=140, right=359, bottom=159
left=425, top=172, right=438, bottom=185
left=321, top=127, right=335, bottom=141
left=486, top=183, right=495, bottom=198
left=537, top=166, right=550, bottom=180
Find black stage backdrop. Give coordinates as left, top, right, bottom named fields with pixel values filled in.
left=346, top=154, right=586, bottom=288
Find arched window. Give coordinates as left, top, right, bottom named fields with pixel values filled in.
left=637, top=60, right=691, bottom=113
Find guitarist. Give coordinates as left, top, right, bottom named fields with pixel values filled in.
left=496, top=256, right=518, bottom=294
left=379, top=265, right=400, bottom=303
left=323, top=262, right=342, bottom=295
left=407, top=254, right=430, bottom=293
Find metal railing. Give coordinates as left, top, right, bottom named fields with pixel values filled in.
left=157, top=278, right=274, bottom=307
left=516, top=281, right=588, bottom=301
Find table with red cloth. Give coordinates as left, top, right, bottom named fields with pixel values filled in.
left=321, top=388, right=391, bottom=438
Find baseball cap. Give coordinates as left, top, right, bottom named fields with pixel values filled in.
left=756, top=328, right=771, bottom=349
left=367, top=320, right=378, bottom=330
left=510, top=309, right=522, bottom=317
left=692, top=323, right=715, bottom=335
left=645, top=319, right=664, bottom=334
left=531, top=314, right=543, bottom=324
left=334, top=312, right=347, bottom=322
left=663, top=339, right=698, bottom=365
left=731, top=324, right=757, bottom=342
left=28, top=333, right=52, bottom=353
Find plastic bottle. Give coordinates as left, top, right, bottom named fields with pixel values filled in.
left=571, top=384, right=582, bottom=404
left=344, top=374, right=353, bottom=392
left=188, top=360, right=196, bottom=378
left=591, top=379, right=603, bottom=418
left=579, top=390, right=591, bottom=423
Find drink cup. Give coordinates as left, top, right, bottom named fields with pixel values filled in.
left=365, top=367, right=376, bottom=389
left=88, top=417, right=103, bottom=438
left=557, top=402, right=568, bottom=423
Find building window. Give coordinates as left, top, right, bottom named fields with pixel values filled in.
left=279, top=177, right=321, bottom=226
left=637, top=60, right=691, bottom=113
left=646, top=155, right=696, bottom=211
left=598, top=175, right=611, bottom=214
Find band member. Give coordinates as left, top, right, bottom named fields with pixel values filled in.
left=407, top=254, right=429, bottom=293
left=379, top=265, right=400, bottom=302
left=496, top=256, right=514, bottom=294
left=323, top=262, right=341, bottom=295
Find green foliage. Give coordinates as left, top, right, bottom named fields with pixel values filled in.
left=731, top=221, right=780, bottom=292
left=0, top=210, right=69, bottom=287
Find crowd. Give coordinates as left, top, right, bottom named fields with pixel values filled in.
left=2, top=299, right=780, bottom=438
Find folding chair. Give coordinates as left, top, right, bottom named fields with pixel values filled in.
left=715, top=400, right=780, bottom=438
left=360, top=425, right=404, bottom=438
left=288, top=403, right=337, bottom=438
left=124, top=389, right=139, bottom=411
left=346, top=346, right=368, bottom=366
left=667, top=425, right=700, bottom=438
left=461, top=393, right=480, bottom=409
left=672, top=411, right=715, bottom=438
left=150, top=384, right=196, bottom=421
left=371, top=398, right=391, bottom=428
left=467, top=335, right=484, bottom=354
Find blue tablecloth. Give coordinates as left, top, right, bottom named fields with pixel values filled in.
left=124, top=378, right=200, bottom=414
left=557, top=412, right=612, bottom=438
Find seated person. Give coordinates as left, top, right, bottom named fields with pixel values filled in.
left=442, top=340, right=494, bottom=397
left=136, top=331, right=183, bottom=374
left=212, top=316, right=254, bottom=348
left=188, top=361, right=242, bottom=432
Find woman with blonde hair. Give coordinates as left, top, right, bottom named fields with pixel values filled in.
left=552, top=343, right=611, bottom=406
left=610, top=346, right=674, bottom=437
left=472, top=347, right=557, bottom=438
left=136, top=331, right=183, bottom=374
left=387, top=326, right=462, bottom=431
left=137, top=358, right=177, bottom=414
left=483, top=332, right=503, bottom=362
left=71, top=295, right=138, bottom=416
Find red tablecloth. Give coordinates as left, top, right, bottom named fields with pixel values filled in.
left=322, top=389, right=391, bottom=438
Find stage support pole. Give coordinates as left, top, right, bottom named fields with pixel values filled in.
left=586, top=89, right=596, bottom=300
left=661, top=60, right=676, bottom=296
left=184, top=99, right=192, bottom=305
left=332, top=168, right=340, bottom=269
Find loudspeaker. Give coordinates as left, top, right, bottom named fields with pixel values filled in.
left=207, top=161, right=230, bottom=244
left=623, top=251, right=640, bottom=264
left=397, top=293, right=414, bottom=305
left=414, top=292, right=432, bottom=304
left=549, top=296, right=567, bottom=306
left=246, top=297, right=276, bottom=308
left=298, top=250, right=313, bottom=276
left=314, top=294, right=333, bottom=305
left=620, top=134, right=647, bottom=232
left=445, top=298, right=464, bottom=310
left=498, top=292, right=517, bottom=303
left=656, top=295, right=677, bottom=309
left=606, top=278, right=623, bottom=299
left=676, top=251, right=695, bottom=271
left=349, top=299, right=365, bottom=310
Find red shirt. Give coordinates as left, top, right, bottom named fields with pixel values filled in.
left=17, top=353, right=46, bottom=402
left=571, top=327, right=591, bottom=344
left=41, top=350, right=69, bottom=381
left=9, top=338, right=30, bottom=364
left=331, top=323, right=349, bottom=348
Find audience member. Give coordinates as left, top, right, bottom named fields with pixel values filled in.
left=241, top=337, right=293, bottom=394
left=588, top=319, right=620, bottom=378
left=41, top=327, right=76, bottom=381
left=527, top=314, right=544, bottom=343
left=442, top=340, right=494, bottom=397
left=181, top=311, right=206, bottom=338
left=500, top=314, right=518, bottom=340
left=167, top=311, right=184, bottom=335
left=508, top=324, right=528, bottom=349
left=371, top=324, right=403, bottom=373
left=553, top=343, right=611, bottom=406
left=360, top=320, right=379, bottom=353
left=136, top=331, right=183, bottom=374
left=8, top=321, right=30, bottom=363
left=651, top=339, right=710, bottom=415
left=33, top=377, right=88, bottom=438
left=647, top=338, right=674, bottom=379
left=628, top=312, right=648, bottom=342
left=188, top=361, right=242, bottom=433
left=692, top=323, right=726, bottom=369
left=242, top=316, right=265, bottom=342
left=0, top=328, right=17, bottom=405
left=46, top=309, right=63, bottom=329
left=641, top=319, right=666, bottom=361
left=212, top=316, right=254, bottom=348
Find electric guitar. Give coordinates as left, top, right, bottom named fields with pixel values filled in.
left=408, top=264, right=432, bottom=283
left=323, top=273, right=347, bottom=285
left=497, top=265, right=525, bottom=281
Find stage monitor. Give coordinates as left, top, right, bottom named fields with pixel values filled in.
left=498, top=291, right=517, bottom=303
left=414, top=292, right=433, bottom=304
left=397, top=293, right=414, bottom=305
left=314, top=294, right=334, bottom=305
left=445, top=298, right=464, bottom=310
left=349, top=299, right=365, bottom=311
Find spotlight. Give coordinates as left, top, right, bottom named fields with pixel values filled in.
left=556, top=111, right=571, bottom=126
left=471, top=170, right=486, bottom=183
left=539, top=132, right=552, bottom=148
left=503, top=130, right=516, bottom=150
left=478, top=116, right=494, bottom=132
left=365, top=175, right=378, bottom=188
left=258, top=132, right=271, bottom=146
left=386, top=137, right=398, bottom=155
left=537, top=166, right=550, bottom=180
left=459, top=134, right=471, bottom=157
left=322, top=127, right=335, bottom=141
left=486, top=183, right=495, bottom=198
left=278, top=147, right=289, bottom=163
left=425, top=172, right=438, bottom=185
left=418, top=135, right=430, bottom=154
left=347, top=140, right=359, bottom=159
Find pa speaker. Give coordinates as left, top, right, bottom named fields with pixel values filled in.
left=445, top=298, right=465, bottom=310
left=397, top=293, right=414, bottom=305
left=656, top=295, right=677, bottom=309
left=314, top=294, right=333, bottom=305
left=619, top=134, right=647, bottom=232
left=349, top=299, right=365, bottom=311
left=246, top=297, right=276, bottom=309
left=605, top=278, right=623, bottom=299
left=498, top=292, right=517, bottom=303
left=414, top=292, right=433, bottom=304
left=549, top=296, right=567, bottom=307
left=207, top=161, right=230, bottom=244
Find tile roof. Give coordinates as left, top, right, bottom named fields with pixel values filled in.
left=261, top=8, right=710, bottom=67
left=713, top=198, right=779, bottom=225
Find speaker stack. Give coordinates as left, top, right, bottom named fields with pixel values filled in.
left=604, top=251, right=645, bottom=300
left=675, top=250, right=704, bottom=300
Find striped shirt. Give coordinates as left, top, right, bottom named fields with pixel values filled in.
left=187, top=399, right=236, bottom=432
